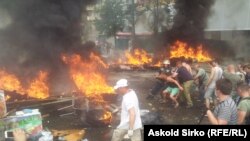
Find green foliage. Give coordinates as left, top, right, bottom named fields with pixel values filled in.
left=95, top=0, right=125, bottom=37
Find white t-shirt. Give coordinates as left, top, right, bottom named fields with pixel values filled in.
left=208, top=66, right=223, bottom=88
left=117, top=89, right=142, bottom=130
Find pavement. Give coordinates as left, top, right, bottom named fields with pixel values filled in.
left=42, top=70, right=211, bottom=141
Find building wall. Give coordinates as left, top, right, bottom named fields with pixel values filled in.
left=206, top=0, right=250, bottom=31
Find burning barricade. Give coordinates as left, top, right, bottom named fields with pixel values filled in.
left=170, top=40, right=212, bottom=62
left=0, top=51, right=119, bottom=140
left=58, top=53, right=116, bottom=126
left=109, top=48, right=162, bottom=71
left=0, top=70, right=49, bottom=102
left=57, top=91, right=115, bottom=127
left=109, top=40, right=212, bottom=71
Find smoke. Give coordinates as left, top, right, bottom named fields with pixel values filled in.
left=0, top=0, right=97, bottom=93
left=207, top=0, right=249, bottom=31
left=228, top=31, right=250, bottom=61
left=206, top=0, right=250, bottom=61
left=135, top=11, right=152, bottom=33
left=167, top=0, right=215, bottom=44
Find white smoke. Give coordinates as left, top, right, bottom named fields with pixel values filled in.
left=135, top=10, right=153, bottom=33
left=135, top=2, right=176, bottom=33
left=0, top=8, right=12, bottom=29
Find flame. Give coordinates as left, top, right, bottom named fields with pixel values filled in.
left=5, top=95, right=11, bottom=101
left=62, top=53, right=114, bottom=102
left=0, top=70, right=25, bottom=94
left=121, top=48, right=153, bottom=65
left=170, top=41, right=212, bottom=62
left=52, top=129, right=85, bottom=141
left=90, top=53, right=109, bottom=69
left=153, top=61, right=162, bottom=67
left=26, top=71, right=49, bottom=99
left=0, top=70, right=49, bottom=99
left=100, top=111, right=112, bottom=124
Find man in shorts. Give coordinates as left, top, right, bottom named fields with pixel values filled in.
left=159, top=73, right=183, bottom=108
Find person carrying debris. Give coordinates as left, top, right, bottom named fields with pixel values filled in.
left=146, top=59, right=172, bottom=100
left=182, top=59, right=193, bottom=75
left=207, top=78, right=237, bottom=125
left=173, top=60, right=194, bottom=108
left=193, top=63, right=208, bottom=101
left=236, top=82, right=250, bottom=124
left=111, top=79, right=142, bottom=141
left=158, top=72, right=183, bottom=108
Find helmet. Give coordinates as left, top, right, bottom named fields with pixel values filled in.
left=163, top=59, right=170, bottom=65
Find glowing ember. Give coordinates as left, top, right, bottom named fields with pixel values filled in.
left=120, top=48, right=153, bottom=65
left=100, top=111, right=112, bottom=124
left=170, top=41, right=212, bottom=62
left=26, top=71, right=49, bottom=99
left=62, top=53, right=114, bottom=102
left=0, top=70, right=25, bottom=94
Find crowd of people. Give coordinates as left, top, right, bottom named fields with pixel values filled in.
left=110, top=59, right=250, bottom=141
left=147, top=58, right=250, bottom=125
left=9, top=59, right=250, bottom=141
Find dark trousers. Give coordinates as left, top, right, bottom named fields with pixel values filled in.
left=150, top=80, right=166, bottom=96
left=198, top=84, right=206, bottom=101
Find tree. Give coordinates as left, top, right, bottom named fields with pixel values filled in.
left=134, top=0, right=176, bottom=33
left=95, top=0, right=125, bottom=38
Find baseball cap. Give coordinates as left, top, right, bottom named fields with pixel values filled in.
left=114, top=79, right=128, bottom=89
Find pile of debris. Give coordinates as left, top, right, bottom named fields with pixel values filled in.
left=0, top=89, right=119, bottom=141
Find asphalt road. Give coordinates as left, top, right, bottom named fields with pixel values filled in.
left=42, top=70, right=210, bottom=141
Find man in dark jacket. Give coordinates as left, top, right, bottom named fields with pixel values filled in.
left=147, top=60, right=172, bottom=100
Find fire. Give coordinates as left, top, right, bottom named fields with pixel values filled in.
left=100, top=111, right=112, bottom=124
left=120, top=48, right=153, bottom=65
left=62, top=53, right=114, bottom=102
left=0, top=70, right=25, bottom=94
left=26, top=71, right=49, bottom=99
left=5, top=95, right=11, bottom=101
left=170, top=41, right=212, bottom=62
left=90, top=53, right=109, bottom=69
left=0, top=70, right=49, bottom=99
left=153, top=61, right=162, bottom=67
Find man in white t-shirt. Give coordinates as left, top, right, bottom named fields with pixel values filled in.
left=111, top=79, right=142, bottom=141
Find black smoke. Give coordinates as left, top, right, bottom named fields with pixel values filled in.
left=167, top=0, right=215, bottom=44
left=0, top=0, right=97, bottom=93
